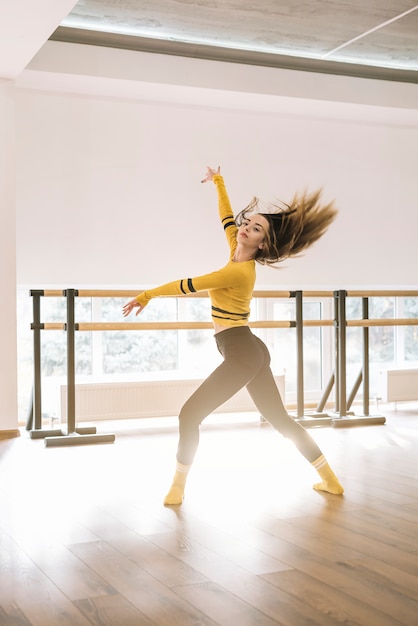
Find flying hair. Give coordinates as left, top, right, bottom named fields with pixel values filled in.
left=235, top=189, right=338, bottom=266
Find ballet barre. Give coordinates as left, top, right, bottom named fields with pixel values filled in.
left=29, top=289, right=115, bottom=447
left=28, top=288, right=418, bottom=443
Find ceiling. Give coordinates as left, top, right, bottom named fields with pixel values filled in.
left=51, top=0, right=418, bottom=83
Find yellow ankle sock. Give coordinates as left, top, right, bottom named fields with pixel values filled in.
left=311, top=455, right=344, bottom=495
left=163, top=461, right=191, bottom=506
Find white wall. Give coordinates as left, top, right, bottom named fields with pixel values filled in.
left=0, top=81, right=18, bottom=432
left=15, top=42, right=418, bottom=290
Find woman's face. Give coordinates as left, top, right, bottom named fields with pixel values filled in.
left=237, top=214, right=269, bottom=253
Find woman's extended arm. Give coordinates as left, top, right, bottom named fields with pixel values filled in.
left=122, top=264, right=239, bottom=317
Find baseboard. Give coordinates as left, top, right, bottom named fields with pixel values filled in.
left=0, top=429, right=21, bottom=440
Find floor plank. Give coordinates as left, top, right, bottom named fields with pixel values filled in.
left=146, top=529, right=351, bottom=626
left=261, top=568, right=406, bottom=626
left=68, top=539, right=219, bottom=626
left=0, top=532, right=91, bottom=626
left=74, top=594, right=156, bottom=626
left=173, top=580, right=280, bottom=626
left=0, top=603, right=32, bottom=626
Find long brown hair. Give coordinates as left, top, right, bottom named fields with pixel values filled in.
left=235, top=189, right=338, bottom=266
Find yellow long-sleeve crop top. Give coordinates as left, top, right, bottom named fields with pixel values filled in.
left=135, top=175, right=255, bottom=327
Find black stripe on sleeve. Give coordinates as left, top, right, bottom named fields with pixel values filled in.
left=187, top=278, right=196, bottom=293
left=180, top=279, right=187, bottom=295
left=221, top=215, right=236, bottom=231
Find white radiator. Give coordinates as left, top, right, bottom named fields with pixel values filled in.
left=381, top=369, right=418, bottom=403
left=60, top=375, right=285, bottom=421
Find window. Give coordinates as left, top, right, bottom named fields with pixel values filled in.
left=345, top=295, right=418, bottom=399
left=100, top=297, right=178, bottom=374
left=258, top=296, right=332, bottom=406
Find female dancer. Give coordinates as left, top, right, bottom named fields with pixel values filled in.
left=123, top=166, right=344, bottom=504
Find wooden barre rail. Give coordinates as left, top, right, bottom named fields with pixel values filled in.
left=40, top=290, right=65, bottom=297
left=347, top=318, right=418, bottom=327
left=39, top=289, right=418, bottom=299
left=41, top=289, right=296, bottom=299
left=42, top=323, right=67, bottom=330
left=40, top=318, right=418, bottom=331
left=42, top=321, right=296, bottom=331
left=80, top=321, right=296, bottom=330
left=346, top=290, right=418, bottom=298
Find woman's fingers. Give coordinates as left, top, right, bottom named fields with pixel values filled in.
left=122, top=300, right=136, bottom=316
left=201, top=165, right=220, bottom=183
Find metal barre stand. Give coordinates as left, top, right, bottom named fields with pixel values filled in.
left=29, top=289, right=115, bottom=447
left=333, top=290, right=386, bottom=426
left=317, top=290, right=385, bottom=427
left=291, top=290, right=333, bottom=427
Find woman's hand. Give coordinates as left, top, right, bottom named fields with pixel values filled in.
left=201, top=165, right=220, bottom=183
left=122, top=298, right=145, bottom=317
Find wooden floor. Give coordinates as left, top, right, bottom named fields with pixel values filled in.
left=1, top=406, right=418, bottom=626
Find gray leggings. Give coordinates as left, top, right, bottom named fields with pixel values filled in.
left=177, top=326, right=322, bottom=465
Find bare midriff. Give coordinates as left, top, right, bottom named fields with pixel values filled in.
left=213, top=322, right=248, bottom=335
